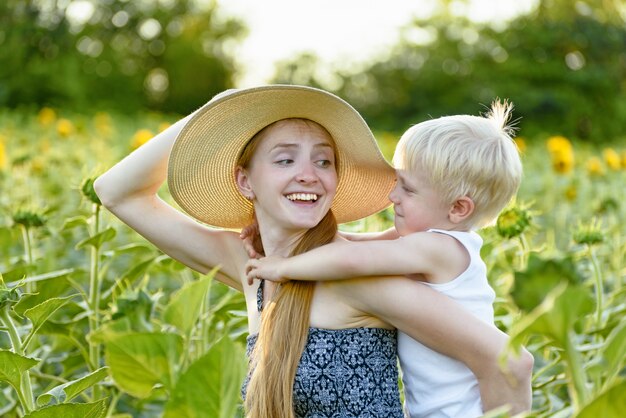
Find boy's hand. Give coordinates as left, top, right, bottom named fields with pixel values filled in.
left=245, top=255, right=288, bottom=285
left=240, top=221, right=264, bottom=259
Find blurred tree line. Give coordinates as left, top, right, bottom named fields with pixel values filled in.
left=0, top=0, right=245, bottom=114
left=273, top=0, right=626, bottom=142
left=1, top=0, right=625, bottom=142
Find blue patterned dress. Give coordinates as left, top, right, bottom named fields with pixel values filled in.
left=242, top=280, right=403, bottom=418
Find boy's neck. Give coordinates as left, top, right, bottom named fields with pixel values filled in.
left=427, top=219, right=472, bottom=233
left=401, top=221, right=472, bottom=236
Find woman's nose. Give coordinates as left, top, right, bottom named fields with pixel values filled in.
left=295, top=162, right=318, bottom=183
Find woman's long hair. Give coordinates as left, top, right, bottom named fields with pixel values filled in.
left=238, top=119, right=338, bottom=418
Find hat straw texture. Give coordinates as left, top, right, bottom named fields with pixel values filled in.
left=168, top=85, right=394, bottom=228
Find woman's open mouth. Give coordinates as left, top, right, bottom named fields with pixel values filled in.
left=285, top=193, right=319, bottom=204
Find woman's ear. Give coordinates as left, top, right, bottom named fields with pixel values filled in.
left=449, top=196, right=474, bottom=224
left=235, top=166, right=255, bottom=200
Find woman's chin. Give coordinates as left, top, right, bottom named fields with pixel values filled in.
left=290, top=218, right=324, bottom=230
left=282, top=212, right=328, bottom=230
left=281, top=203, right=331, bottom=229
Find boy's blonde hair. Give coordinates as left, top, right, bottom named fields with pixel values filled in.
left=392, top=100, right=522, bottom=229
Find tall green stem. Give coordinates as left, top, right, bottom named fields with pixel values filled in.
left=587, top=245, right=604, bottom=329
left=0, top=306, right=35, bottom=413
left=88, top=204, right=102, bottom=399
left=516, top=233, right=529, bottom=269
left=563, top=331, right=589, bottom=411
left=106, top=389, right=122, bottom=418
left=613, top=232, right=622, bottom=292
left=20, top=225, right=34, bottom=294
left=201, top=278, right=213, bottom=355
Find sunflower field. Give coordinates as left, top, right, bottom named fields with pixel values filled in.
left=0, top=108, right=624, bottom=417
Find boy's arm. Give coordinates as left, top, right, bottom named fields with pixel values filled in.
left=245, top=233, right=446, bottom=284
left=339, top=227, right=399, bottom=242
left=240, top=223, right=398, bottom=258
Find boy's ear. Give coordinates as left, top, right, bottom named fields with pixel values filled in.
left=235, top=166, right=255, bottom=200
left=449, top=196, right=474, bottom=224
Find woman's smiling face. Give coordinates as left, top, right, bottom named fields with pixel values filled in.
left=237, top=119, right=338, bottom=232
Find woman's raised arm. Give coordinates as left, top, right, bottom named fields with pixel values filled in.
left=94, top=114, right=247, bottom=290
left=339, top=276, right=533, bottom=414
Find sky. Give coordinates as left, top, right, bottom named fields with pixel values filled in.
left=216, top=0, right=537, bottom=86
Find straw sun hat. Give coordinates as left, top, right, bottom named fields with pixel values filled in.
left=167, top=85, right=395, bottom=229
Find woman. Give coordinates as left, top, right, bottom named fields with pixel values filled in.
left=95, top=85, right=532, bottom=417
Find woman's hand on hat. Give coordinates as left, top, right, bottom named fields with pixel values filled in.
left=245, top=255, right=288, bottom=285
left=240, top=221, right=264, bottom=259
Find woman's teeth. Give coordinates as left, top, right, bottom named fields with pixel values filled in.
left=286, top=193, right=318, bottom=202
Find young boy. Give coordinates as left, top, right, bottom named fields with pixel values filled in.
left=244, top=100, right=523, bottom=418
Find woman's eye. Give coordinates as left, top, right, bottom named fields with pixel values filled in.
left=316, top=160, right=332, bottom=168
left=275, top=159, right=294, bottom=165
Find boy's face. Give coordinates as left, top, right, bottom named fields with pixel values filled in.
left=388, top=168, right=452, bottom=236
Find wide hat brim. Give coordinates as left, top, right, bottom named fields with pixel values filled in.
left=168, top=85, right=395, bottom=229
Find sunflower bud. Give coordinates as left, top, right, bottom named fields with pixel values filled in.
left=564, top=184, right=577, bottom=201
left=596, top=197, right=619, bottom=214
left=12, top=209, right=46, bottom=229
left=573, top=220, right=604, bottom=246
left=81, top=177, right=102, bottom=206
left=496, top=206, right=532, bottom=239
left=0, top=276, right=21, bottom=309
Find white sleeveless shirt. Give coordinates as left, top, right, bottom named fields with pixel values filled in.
left=398, top=229, right=496, bottom=418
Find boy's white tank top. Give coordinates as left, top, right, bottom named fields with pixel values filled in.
left=398, top=229, right=496, bottom=418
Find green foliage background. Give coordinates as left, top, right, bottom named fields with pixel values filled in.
left=0, top=105, right=625, bottom=417
left=0, top=0, right=625, bottom=417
